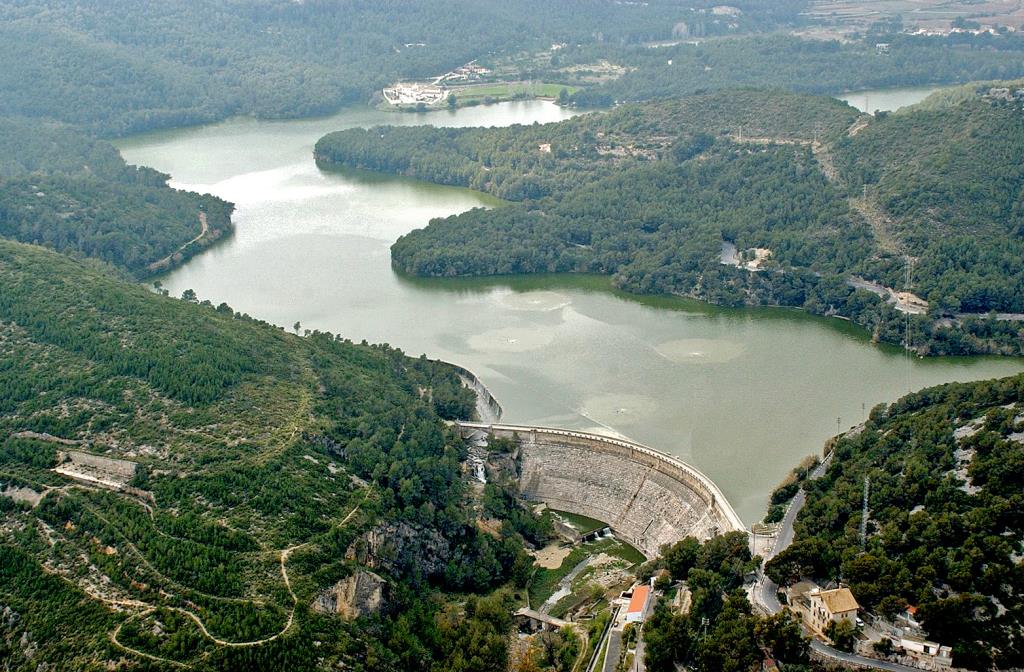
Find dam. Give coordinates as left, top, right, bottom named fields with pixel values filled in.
left=456, top=422, right=747, bottom=559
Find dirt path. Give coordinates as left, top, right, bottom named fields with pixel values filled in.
left=76, top=497, right=256, bottom=606
left=147, top=211, right=209, bottom=273
left=849, top=194, right=904, bottom=256
left=812, top=141, right=838, bottom=183
left=23, top=429, right=371, bottom=659
left=147, top=489, right=369, bottom=650
left=810, top=116, right=905, bottom=256
left=110, top=610, right=193, bottom=668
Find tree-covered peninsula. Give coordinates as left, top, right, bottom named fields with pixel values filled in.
left=0, top=237, right=553, bottom=670
left=316, top=86, right=1024, bottom=356
left=0, top=116, right=233, bottom=277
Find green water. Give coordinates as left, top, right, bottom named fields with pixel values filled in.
left=838, top=85, right=941, bottom=113
left=117, top=100, right=1022, bottom=524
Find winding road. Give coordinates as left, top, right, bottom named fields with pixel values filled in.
left=753, top=453, right=919, bottom=672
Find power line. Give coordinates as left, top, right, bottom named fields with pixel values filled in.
left=859, top=475, right=871, bottom=551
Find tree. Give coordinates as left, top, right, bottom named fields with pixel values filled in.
left=754, top=609, right=809, bottom=664
left=877, top=595, right=905, bottom=621
left=643, top=601, right=691, bottom=672
left=293, top=321, right=301, bottom=334
left=824, top=619, right=857, bottom=652
left=662, top=536, right=700, bottom=580
left=558, top=87, right=569, bottom=105
left=181, top=288, right=198, bottom=302
left=447, top=93, right=457, bottom=109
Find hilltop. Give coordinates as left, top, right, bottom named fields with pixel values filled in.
left=316, top=86, right=1024, bottom=355
left=0, top=238, right=540, bottom=670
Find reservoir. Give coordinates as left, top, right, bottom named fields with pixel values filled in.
left=118, top=101, right=1022, bottom=524
left=838, top=85, right=940, bottom=113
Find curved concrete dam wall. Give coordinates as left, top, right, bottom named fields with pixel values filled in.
left=440, top=361, right=503, bottom=424
left=456, top=422, right=746, bottom=559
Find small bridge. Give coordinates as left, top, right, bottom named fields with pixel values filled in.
left=456, top=422, right=746, bottom=558
left=514, top=608, right=569, bottom=632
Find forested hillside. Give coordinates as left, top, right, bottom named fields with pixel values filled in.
left=0, top=0, right=804, bottom=138
left=834, top=84, right=1024, bottom=314
left=0, top=117, right=233, bottom=276
left=564, top=31, right=1024, bottom=107
left=317, top=89, right=856, bottom=199
left=0, top=239, right=540, bottom=670
left=641, top=532, right=811, bottom=672
left=317, top=87, right=1024, bottom=356
left=766, top=373, right=1024, bottom=670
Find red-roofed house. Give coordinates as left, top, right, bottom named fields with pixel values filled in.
left=625, top=585, right=651, bottom=623
left=899, top=605, right=922, bottom=630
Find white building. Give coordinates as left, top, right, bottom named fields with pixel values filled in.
left=807, top=587, right=859, bottom=634
left=624, top=585, right=651, bottom=623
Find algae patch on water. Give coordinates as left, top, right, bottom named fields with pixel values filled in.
left=655, top=338, right=744, bottom=364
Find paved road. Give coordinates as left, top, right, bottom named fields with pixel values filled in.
left=602, top=630, right=622, bottom=672
left=770, top=488, right=805, bottom=561
left=810, top=641, right=920, bottom=671
left=634, top=631, right=646, bottom=672
left=765, top=453, right=829, bottom=562
left=753, top=453, right=919, bottom=672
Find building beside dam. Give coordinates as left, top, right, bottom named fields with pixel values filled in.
left=456, top=422, right=746, bottom=558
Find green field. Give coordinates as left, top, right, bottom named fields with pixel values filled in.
left=455, top=81, right=578, bottom=103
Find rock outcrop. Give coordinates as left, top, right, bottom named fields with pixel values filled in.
left=313, top=570, right=386, bottom=619
left=346, top=521, right=450, bottom=579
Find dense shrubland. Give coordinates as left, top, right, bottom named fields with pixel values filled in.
left=767, top=373, right=1024, bottom=669
left=0, top=239, right=547, bottom=670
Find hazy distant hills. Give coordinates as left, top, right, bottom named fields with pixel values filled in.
left=566, top=32, right=1024, bottom=107
left=0, top=0, right=790, bottom=137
